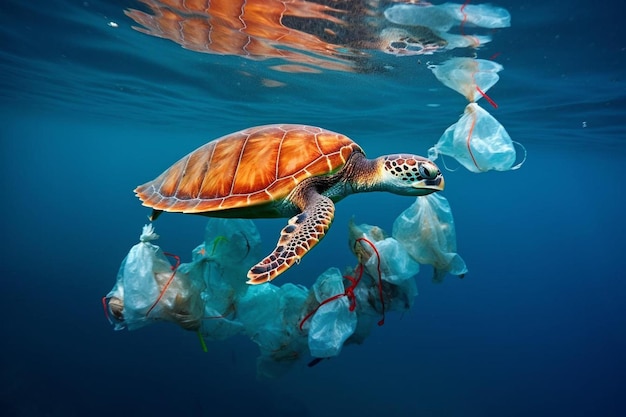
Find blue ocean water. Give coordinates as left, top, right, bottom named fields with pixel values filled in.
left=1, top=0, right=625, bottom=416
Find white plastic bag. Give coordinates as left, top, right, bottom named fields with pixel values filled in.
left=307, top=268, right=357, bottom=358
left=105, top=224, right=204, bottom=330
left=384, top=3, right=457, bottom=32
left=429, top=103, right=523, bottom=173
left=238, top=283, right=309, bottom=378
left=439, top=32, right=492, bottom=51
left=385, top=3, right=511, bottom=30
left=393, top=194, right=467, bottom=282
left=348, top=221, right=419, bottom=311
left=441, top=3, right=511, bottom=29
left=430, top=58, right=503, bottom=103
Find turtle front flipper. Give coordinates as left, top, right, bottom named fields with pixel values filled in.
left=247, top=193, right=335, bottom=284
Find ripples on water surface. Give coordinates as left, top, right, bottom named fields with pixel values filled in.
left=3, top=0, right=622, bottom=145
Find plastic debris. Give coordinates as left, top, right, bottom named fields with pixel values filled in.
left=441, top=3, right=511, bottom=29
left=430, top=58, right=503, bottom=104
left=105, top=204, right=455, bottom=377
left=384, top=3, right=458, bottom=32
left=383, top=2, right=509, bottom=53
left=384, top=3, right=510, bottom=30
left=348, top=221, right=419, bottom=313
left=305, top=268, right=357, bottom=358
left=393, top=193, right=467, bottom=282
left=238, top=282, right=309, bottom=378
left=438, top=32, right=492, bottom=51
left=196, top=218, right=263, bottom=341
left=429, top=103, right=524, bottom=173
left=104, top=224, right=205, bottom=331
left=427, top=57, right=525, bottom=173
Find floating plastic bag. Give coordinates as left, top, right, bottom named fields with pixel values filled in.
left=440, top=3, right=511, bottom=29
left=439, top=32, right=492, bottom=51
left=195, top=218, right=264, bottom=340
left=365, top=238, right=419, bottom=312
left=385, top=3, right=511, bottom=30
left=196, top=219, right=265, bottom=339
left=348, top=220, right=419, bottom=313
left=201, top=218, right=263, bottom=296
left=104, top=224, right=205, bottom=331
left=393, top=194, right=467, bottom=282
left=237, top=282, right=309, bottom=378
left=235, top=282, right=280, bottom=339
left=258, top=283, right=309, bottom=378
left=430, top=58, right=503, bottom=104
left=384, top=4, right=457, bottom=32
left=298, top=226, right=384, bottom=350
left=428, top=103, right=523, bottom=173
left=306, top=268, right=357, bottom=358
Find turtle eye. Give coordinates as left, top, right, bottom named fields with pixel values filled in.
left=419, top=162, right=439, bottom=180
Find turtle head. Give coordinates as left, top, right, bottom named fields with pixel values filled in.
left=377, top=154, right=444, bottom=196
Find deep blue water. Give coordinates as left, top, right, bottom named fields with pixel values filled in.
left=1, top=0, right=625, bottom=416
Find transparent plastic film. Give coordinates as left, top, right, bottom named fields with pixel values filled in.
left=430, top=58, right=503, bottom=104
left=429, top=103, right=525, bottom=173
left=393, top=194, right=467, bottom=282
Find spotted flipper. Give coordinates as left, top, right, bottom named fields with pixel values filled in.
left=246, top=193, right=335, bottom=284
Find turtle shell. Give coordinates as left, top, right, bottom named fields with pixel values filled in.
left=135, top=124, right=363, bottom=214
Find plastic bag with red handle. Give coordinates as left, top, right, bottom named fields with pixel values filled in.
left=428, top=102, right=523, bottom=173
left=104, top=224, right=205, bottom=331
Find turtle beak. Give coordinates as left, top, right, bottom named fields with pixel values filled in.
left=413, top=175, right=445, bottom=193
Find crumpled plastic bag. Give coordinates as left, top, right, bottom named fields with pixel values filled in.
left=105, top=224, right=205, bottom=331
left=364, top=238, right=419, bottom=312
left=393, top=194, right=467, bottom=282
left=237, top=282, right=309, bottom=378
left=430, top=58, right=503, bottom=103
left=441, top=3, right=511, bottom=29
left=306, top=268, right=357, bottom=358
left=195, top=218, right=263, bottom=340
left=429, top=103, right=523, bottom=173
left=384, top=3, right=510, bottom=30
left=257, top=284, right=309, bottom=378
left=385, top=3, right=458, bottom=32
left=203, top=219, right=262, bottom=271
left=348, top=220, right=419, bottom=313
left=439, top=32, right=492, bottom=51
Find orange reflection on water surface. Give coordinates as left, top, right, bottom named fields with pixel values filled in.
left=125, top=0, right=367, bottom=72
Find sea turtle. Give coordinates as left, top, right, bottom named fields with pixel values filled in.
left=135, top=124, right=444, bottom=284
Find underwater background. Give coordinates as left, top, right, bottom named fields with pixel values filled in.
left=1, top=0, right=624, bottom=416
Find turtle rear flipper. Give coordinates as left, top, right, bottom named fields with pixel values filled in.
left=247, top=192, right=335, bottom=284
